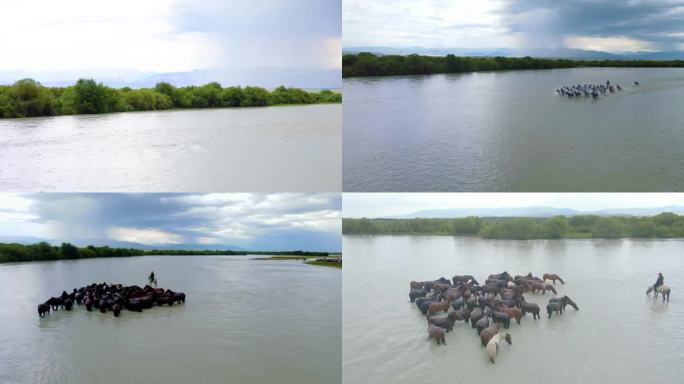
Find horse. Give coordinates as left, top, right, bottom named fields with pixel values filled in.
left=409, top=289, right=427, bottom=302
left=452, top=275, right=479, bottom=286
left=37, top=303, right=51, bottom=317
left=646, top=285, right=671, bottom=302
left=489, top=310, right=511, bottom=329
left=429, top=315, right=454, bottom=332
left=488, top=272, right=512, bottom=282
left=428, top=322, right=446, bottom=345
left=427, top=298, right=452, bottom=316
left=542, top=273, right=565, bottom=284
left=410, top=281, right=424, bottom=290
left=530, top=283, right=557, bottom=294
left=448, top=307, right=471, bottom=323
left=480, top=323, right=501, bottom=347
left=469, top=307, right=484, bottom=328
left=476, top=316, right=490, bottom=335
left=546, top=302, right=563, bottom=318
left=44, top=297, right=63, bottom=311
left=519, top=302, right=540, bottom=320
left=495, top=305, right=523, bottom=324
left=486, top=333, right=512, bottom=364
left=549, top=295, right=579, bottom=311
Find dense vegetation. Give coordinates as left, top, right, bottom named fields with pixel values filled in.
left=342, top=213, right=684, bottom=240
left=0, top=78, right=341, bottom=118
left=0, top=243, right=329, bottom=263
left=342, top=52, right=684, bottom=78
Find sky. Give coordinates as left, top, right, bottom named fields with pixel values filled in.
left=343, top=193, right=684, bottom=218
left=0, top=0, right=340, bottom=75
left=0, top=193, right=341, bottom=252
left=343, top=0, right=684, bottom=53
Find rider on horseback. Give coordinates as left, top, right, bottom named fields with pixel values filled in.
left=653, top=272, right=664, bottom=291
left=149, top=271, right=156, bottom=285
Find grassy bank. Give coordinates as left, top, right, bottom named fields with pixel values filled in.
left=253, top=254, right=342, bottom=268
left=342, top=52, right=684, bottom=78
left=0, top=242, right=329, bottom=264
left=0, top=79, right=341, bottom=119
left=305, top=260, right=342, bottom=268
left=343, top=212, right=684, bottom=240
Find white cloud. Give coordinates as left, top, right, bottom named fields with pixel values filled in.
left=109, top=227, right=184, bottom=244
left=565, top=36, right=657, bottom=53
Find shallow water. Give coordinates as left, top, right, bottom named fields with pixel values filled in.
left=0, top=255, right=341, bottom=384
left=343, top=236, right=684, bottom=384
left=0, top=104, right=341, bottom=192
left=343, top=68, right=684, bottom=191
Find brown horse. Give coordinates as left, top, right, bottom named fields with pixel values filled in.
left=530, top=283, right=557, bottom=294
left=480, top=323, right=501, bottom=347
left=495, top=305, right=523, bottom=324
left=543, top=273, right=565, bottom=284
left=410, top=281, right=424, bottom=290
left=428, top=298, right=452, bottom=316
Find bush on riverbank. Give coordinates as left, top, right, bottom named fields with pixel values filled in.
left=342, top=212, right=684, bottom=239
left=342, top=52, right=684, bottom=78
left=0, top=243, right=330, bottom=264
left=0, top=79, right=341, bottom=118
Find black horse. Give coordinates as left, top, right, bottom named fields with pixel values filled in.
left=549, top=295, right=579, bottom=311
left=37, top=303, right=51, bottom=317
left=519, top=302, right=540, bottom=320
left=409, top=289, right=427, bottom=302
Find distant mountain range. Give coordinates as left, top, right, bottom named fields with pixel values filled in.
left=0, top=66, right=341, bottom=89
left=0, top=236, right=244, bottom=251
left=391, top=206, right=684, bottom=219
left=344, top=46, right=684, bottom=60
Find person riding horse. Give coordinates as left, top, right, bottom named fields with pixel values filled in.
left=653, top=272, right=664, bottom=291
left=149, top=271, right=156, bottom=285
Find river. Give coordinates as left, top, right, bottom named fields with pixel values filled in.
left=0, top=104, right=340, bottom=192
left=343, top=68, right=684, bottom=191
left=0, top=255, right=341, bottom=384
left=343, top=235, right=683, bottom=384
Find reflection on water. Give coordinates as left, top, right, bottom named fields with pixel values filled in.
left=0, top=104, right=341, bottom=192
left=343, top=68, right=684, bottom=191
left=343, top=236, right=684, bottom=384
left=0, top=255, right=341, bottom=384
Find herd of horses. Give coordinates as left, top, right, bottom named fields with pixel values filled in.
left=37, top=282, right=186, bottom=318
left=555, top=80, right=637, bottom=99
left=409, top=272, right=579, bottom=364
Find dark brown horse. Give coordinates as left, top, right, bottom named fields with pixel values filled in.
left=37, top=303, right=50, bottom=317
left=519, top=301, right=540, bottom=319
left=543, top=273, right=565, bottom=284
left=530, top=283, right=557, bottom=294
left=429, top=315, right=454, bottom=332
left=428, top=322, right=446, bottom=345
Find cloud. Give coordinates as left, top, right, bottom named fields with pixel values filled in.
left=0, top=0, right=341, bottom=72
left=343, top=0, right=684, bottom=53
left=0, top=193, right=341, bottom=251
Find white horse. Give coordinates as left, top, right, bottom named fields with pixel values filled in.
left=486, top=332, right=512, bottom=364
left=646, top=285, right=671, bottom=302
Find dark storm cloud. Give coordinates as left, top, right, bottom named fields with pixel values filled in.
left=16, top=193, right=341, bottom=251
left=499, top=0, right=684, bottom=50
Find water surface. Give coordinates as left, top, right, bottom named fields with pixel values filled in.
left=0, top=255, right=341, bottom=384
left=343, top=68, right=684, bottom=191
left=0, top=104, right=340, bottom=192
left=343, top=236, right=683, bottom=384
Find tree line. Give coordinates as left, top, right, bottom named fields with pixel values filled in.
left=342, top=52, right=684, bottom=78
left=0, top=79, right=341, bottom=118
left=342, top=212, right=684, bottom=240
left=0, top=242, right=329, bottom=263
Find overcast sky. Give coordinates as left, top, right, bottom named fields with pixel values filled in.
left=0, top=193, right=341, bottom=251
left=343, top=193, right=684, bottom=218
left=344, top=0, right=684, bottom=53
left=0, top=0, right=341, bottom=73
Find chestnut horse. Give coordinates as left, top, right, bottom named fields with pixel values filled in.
left=530, top=283, right=557, bottom=295
left=495, top=305, right=523, bottom=324
left=427, top=298, right=452, bottom=316
left=543, top=273, right=565, bottom=284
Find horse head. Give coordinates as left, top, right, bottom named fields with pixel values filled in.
left=504, top=333, right=512, bottom=345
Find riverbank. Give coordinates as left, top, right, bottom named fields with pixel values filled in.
left=0, top=79, right=341, bottom=118
left=252, top=254, right=342, bottom=268
left=342, top=52, right=684, bottom=78
left=0, top=242, right=330, bottom=264
left=343, top=212, right=684, bottom=239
